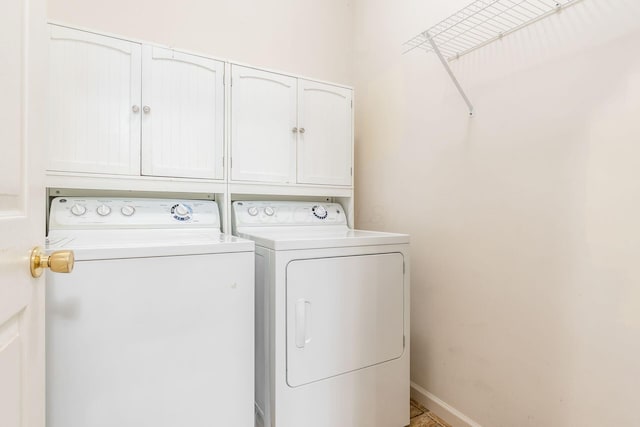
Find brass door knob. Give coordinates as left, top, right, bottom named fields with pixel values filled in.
left=30, top=247, right=75, bottom=278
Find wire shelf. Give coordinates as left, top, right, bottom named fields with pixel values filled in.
left=404, top=0, right=579, bottom=60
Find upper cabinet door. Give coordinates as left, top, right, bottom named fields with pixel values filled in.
left=297, top=80, right=352, bottom=186
left=48, top=26, right=141, bottom=175
left=230, top=66, right=297, bottom=183
left=141, top=46, right=225, bottom=180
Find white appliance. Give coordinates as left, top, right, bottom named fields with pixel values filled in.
left=232, top=201, right=410, bottom=427
left=46, top=197, right=255, bottom=427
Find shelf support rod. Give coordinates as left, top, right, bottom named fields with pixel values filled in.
left=425, top=31, right=474, bottom=116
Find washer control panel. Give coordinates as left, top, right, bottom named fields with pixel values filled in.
left=232, top=201, right=347, bottom=227
left=49, top=197, right=220, bottom=230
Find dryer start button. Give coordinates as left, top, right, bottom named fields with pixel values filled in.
left=121, top=205, right=136, bottom=217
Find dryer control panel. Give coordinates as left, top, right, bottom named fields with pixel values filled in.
left=50, top=197, right=221, bottom=229
left=232, top=201, right=347, bottom=227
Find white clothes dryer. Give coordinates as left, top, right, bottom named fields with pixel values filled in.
left=232, top=201, right=410, bottom=427
left=46, top=197, right=255, bottom=427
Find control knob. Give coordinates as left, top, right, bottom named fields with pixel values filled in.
left=248, top=207, right=259, bottom=216
left=70, top=204, right=87, bottom=216
left=121, top=205, right=136, bottom=216
left=312, top=205, right=328, bottom=219
left=175, top=204, right=190, bottom=216
left=171, top=203, right=192, bottom=221
left=264, top=206, right=275, bottom=216
left=96, top=204, right=112, bottom=216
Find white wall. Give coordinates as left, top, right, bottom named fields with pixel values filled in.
left=47, top=0, right=354, bottom=85
left=354, top=0, right=640, bottom=426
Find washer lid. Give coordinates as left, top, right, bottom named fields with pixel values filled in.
left=235, top=227, right=409, bottom=251
left=46, top=229, right=254, bottom=260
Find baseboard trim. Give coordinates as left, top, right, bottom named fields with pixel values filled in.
left=410, top=382, right=483, bottom=427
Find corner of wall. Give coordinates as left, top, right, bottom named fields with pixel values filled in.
left=410, top=382, right=483, bottom=427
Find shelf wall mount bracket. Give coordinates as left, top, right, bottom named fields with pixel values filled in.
left=425, top=31, right=474, bottom=117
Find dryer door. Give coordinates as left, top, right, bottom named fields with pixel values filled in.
left=286, top=253, right=404, bottom=387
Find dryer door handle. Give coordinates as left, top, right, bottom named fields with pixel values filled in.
left=295, top=299, right=311, bottom=348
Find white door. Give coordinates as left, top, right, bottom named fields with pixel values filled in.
left=141, top=46, right=225, bottom=180
left=0, top=0, right=47, bottom=426
left=48, top=26, right=142, bottom=176
left=230, top=65, right=297, bottom=183
left=297, top=80, right=353, bottom=186
left=286, top=253, right=405, bottom=387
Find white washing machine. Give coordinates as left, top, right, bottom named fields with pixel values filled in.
left=46, top=197, right=255, bottom=427
left=232, top=201, right=410, bottom=427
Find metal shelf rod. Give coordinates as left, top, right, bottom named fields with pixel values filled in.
left=425, top=31, right=475, bottom=116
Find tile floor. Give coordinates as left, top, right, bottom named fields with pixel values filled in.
left=409, top=399, right=451, bottom=427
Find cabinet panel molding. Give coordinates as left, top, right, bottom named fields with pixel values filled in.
left=48, top=26, right=141, bottom=175
left=297, top=80, right=353, bottom=186
left=141, top=45, right=225, bottom=180
left=230, top=65, right=297, bottom=184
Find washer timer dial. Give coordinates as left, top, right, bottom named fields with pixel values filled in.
left=171, top=203, right=192, bottom=221
left=312, top=205, right=328, bottom=219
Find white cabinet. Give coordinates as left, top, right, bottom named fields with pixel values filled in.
left=141, top=46, right=225, bottom=180
left=48, top=26, right=141, bottom=175
left=297, top=80, right=352, bottom=186
left=230, top=67, right=353, bottom=187
left=48, top=25, right=354, bottom=191
left=48, top=26, right=225, bottom=181
left=230, top=66, right=297, bottom=183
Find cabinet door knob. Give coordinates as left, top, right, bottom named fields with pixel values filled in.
left=299, top=128, right=305, bottom=134
left=292, top=127, right=299, bottom=133
left=143, top=105, right=151, bottom=114
left=132, top=105, right=140, bottom=113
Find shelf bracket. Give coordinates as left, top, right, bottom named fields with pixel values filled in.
left=425, top=31, right=474, bottom=117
